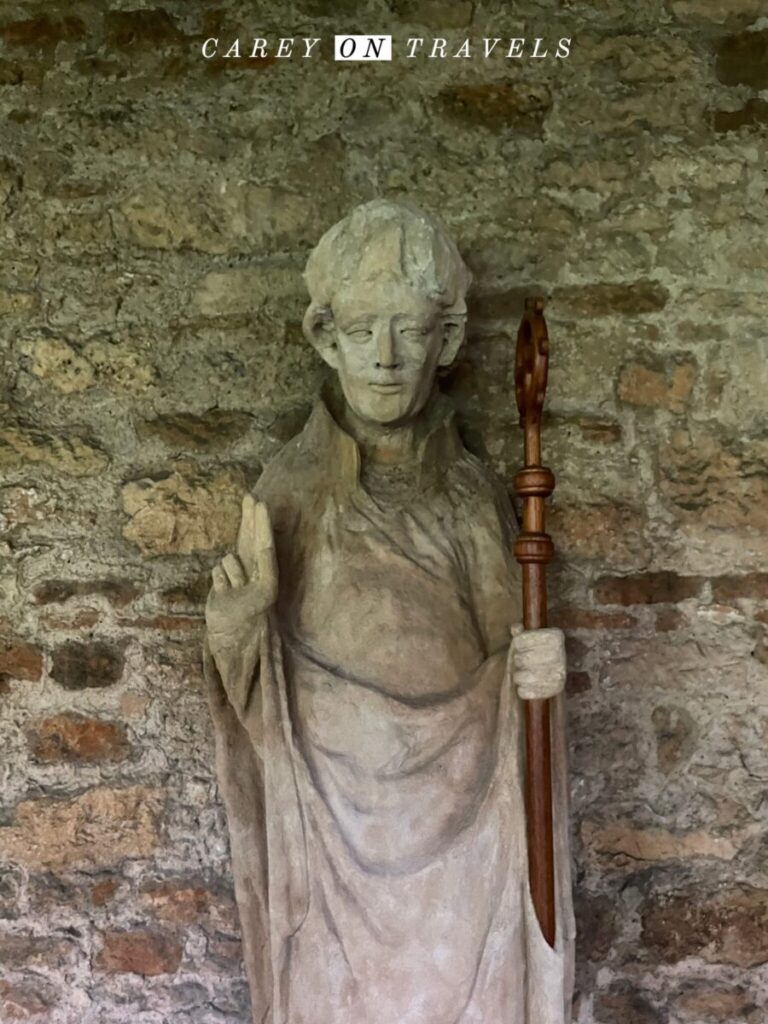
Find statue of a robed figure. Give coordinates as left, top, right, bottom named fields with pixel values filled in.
left=203, top=200, right=575, bottom=1023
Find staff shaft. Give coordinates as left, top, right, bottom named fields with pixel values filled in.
left=514, top=298, right=556, bottom=947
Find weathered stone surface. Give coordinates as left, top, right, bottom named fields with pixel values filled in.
left=606, top=636, right=746, bottom=694
left=594, top=982, right=662, bottom=1024
left=555, top=281, right=669, bottom=317
left=0, top=786, right=162, bottom=869
left=193, top=266, right=302, bottom=317
left=660, top=429, right=768, bottom=531
left=549, top=502, right=646, bottom=568
left=28, top=714, right=130, bottom=762
left=437, top=83, right=552, bottom=135
left=583, top=821, right=738, bottom=865
left=135, top=410, right=253, bottom=451
left=391, top=0, right=474, bottom=27
left=95, top=928, right=183, bottom=976
left=672, top=984, right=757, bottom=1021
left=82, top=340, right=158, bottom=393
left=141, top=878, right=237, bottom=930
left=671, top=0, right=765, bottom=21
left=593, top=572, right=704, bottom=606
left=617, top=356, right=696, bottom=412
left=122, top=464, right=247, bottom=556
left=20, top=338, right=95, bottom=393
left=641, top=886, right=768, bottom=967
left=104, top=9, right=184, bottom=49
left=0, top=979, right=57, bottom=1020
left=0, top=932, right=73, bottom=968
left=652, top=705, right=697, bottom=772
left=32, top=578, right=141, bottom=606
left=574, top=891, right=621, bottom=961
left=50, top=640, right=125, bottom=690
left=0, top=2, right=764, bottom=1018
left=0, top=425, right=108, bottom=477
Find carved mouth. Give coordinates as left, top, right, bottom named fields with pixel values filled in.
left=369, top=381, right=403, bottom=393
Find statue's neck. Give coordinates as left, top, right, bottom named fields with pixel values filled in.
left=340, top=406, right=421, bottom=466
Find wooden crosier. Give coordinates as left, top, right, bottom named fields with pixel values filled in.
left=514, top=296, right=556, bottom=948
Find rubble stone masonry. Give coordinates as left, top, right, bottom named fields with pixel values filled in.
left=0, top=1, right=766, bottom=1021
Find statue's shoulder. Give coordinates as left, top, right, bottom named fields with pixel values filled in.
left=444, top=444, right=518, bottom=553
left=250, top=414, right=326, bottom=514
left=452, top=445, right=515, bottom=517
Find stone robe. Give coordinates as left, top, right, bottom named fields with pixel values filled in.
left=203, top=391, right=575, bottom=1024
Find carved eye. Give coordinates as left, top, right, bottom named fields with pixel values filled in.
left=346, top=327, right=373, bottom=340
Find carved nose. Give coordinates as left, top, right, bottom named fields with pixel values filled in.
left=375, top=327, right=401, bottom=369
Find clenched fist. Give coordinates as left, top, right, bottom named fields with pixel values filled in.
left=509, top=626, right=566, bottom=700
left=205, top=495, right=278, bottom=669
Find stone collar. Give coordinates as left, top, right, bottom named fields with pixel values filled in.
left=304, top=385, right=464, bottom=494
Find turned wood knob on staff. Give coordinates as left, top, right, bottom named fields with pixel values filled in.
left=514, top=296, right=557, bottom=948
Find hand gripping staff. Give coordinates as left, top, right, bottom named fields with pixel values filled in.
left=514, top=297, right=557, bottom=947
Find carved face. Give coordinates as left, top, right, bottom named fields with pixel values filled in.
left=312, top=279, right=463, bottom=426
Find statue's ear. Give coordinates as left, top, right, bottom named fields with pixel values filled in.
left=303, top=305, right=339, bottom=369
left=438, top=316, right=466, bottom=367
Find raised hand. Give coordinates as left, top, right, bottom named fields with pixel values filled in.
left=205, top=495, right=278, bottom=668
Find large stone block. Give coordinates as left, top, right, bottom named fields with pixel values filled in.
left=0, top=786, right=163, bottom=870
left=121, top=464, right=247, bottom=556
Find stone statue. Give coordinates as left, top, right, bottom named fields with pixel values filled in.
left=203, top=199, right=575, bottom=1024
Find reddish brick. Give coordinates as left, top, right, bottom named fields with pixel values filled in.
left=716, top=30, right=768, bottom=89
left=118, top=614, right=202, bottom=632
left=438, top=82, right=552, bottom=135
left=28, top=714, right=130, bottom=763
left=593, top=572, right=704, bottom=606
left=711, top=573, right=768, bottom=602
left=160, top=573, right=210, bottom=611
left=566, top=671, right=592, bottom=695
left=0, top=15, right=85, bottom=48
left=96, top=928, right=182, bottom=976
left=140, top=878, right=237, bottom=929
left=90, top=878, right=118, bottom=906
left=713, top=98, right=768, bottom=132
left=551, top=606, right=637, bottom=631
left=641, top=886, right=768, bottom=967
left=0, top=638, right=43, bottom=681
left=655, top=607, right=686, bottom=632
left=33, top=578, right=141, bottom=607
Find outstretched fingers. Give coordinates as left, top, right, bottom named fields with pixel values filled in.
left=222, top=553, right=247, bottom=588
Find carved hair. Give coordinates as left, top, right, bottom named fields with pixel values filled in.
left=302, top=199, right=473, bottom=338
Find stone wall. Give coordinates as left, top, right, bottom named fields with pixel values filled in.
left=1, top=1, right=766, bottom=1021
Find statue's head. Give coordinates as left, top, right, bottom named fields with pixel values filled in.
left=302, top=199, right=472, bottom=427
